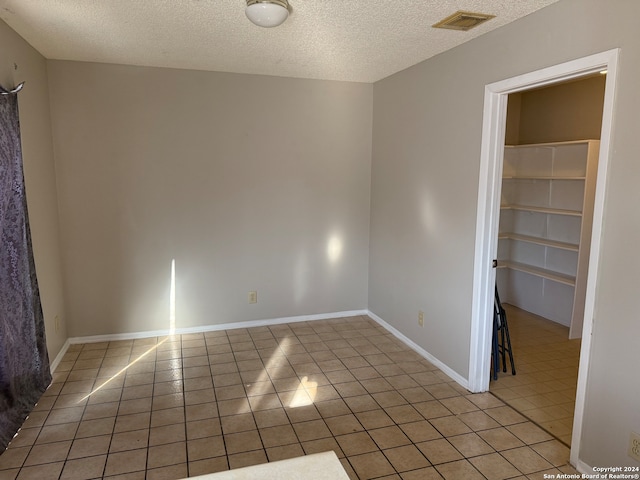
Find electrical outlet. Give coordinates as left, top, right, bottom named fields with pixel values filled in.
left=418, top=310, right=424, bottom=327
left=629, top=431, right=640, bottom=462
left=54, top=315, right=60, bottom=333
left=248, top=291, right=258, bottom=304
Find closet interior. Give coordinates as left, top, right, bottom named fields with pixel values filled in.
left=490, top=73, right=606, bottom=445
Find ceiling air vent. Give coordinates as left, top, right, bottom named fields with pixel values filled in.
left=432, top=10, right=495, bottom=31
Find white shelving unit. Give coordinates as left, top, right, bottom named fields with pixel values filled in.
left=497, top=140, right=599, bottom=338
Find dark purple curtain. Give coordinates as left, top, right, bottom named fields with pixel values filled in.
left=0, top=85, right=51, bottom=451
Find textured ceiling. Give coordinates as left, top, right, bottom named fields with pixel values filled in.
left=0, top=0, right=561, bottom=83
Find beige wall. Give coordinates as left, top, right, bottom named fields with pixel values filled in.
left=370, top=0, right=639, bottom=468
left=507, top=75, right=606, bottom=144
left=47, top=61, right=373, bottom=337
left=0, top=21, right=67, bottom=360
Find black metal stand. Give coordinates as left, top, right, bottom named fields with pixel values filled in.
left=491, top=285, right=516, bottom=379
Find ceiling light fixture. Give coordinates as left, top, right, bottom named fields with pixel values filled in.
left=246, top=0, right=290, bottom=28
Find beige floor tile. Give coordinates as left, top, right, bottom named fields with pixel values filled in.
left=187, top=436, right=226, bottom=461
left=486, top=406, right=528, bottom=426
left=400, top=466, right=444, bottom=479
left=284, top=405, right=321, bottom=423
left=185, top=402, right=219, bottom=425
left=220, top=413, right=256, bottom=434
left=121, top=384, right=153, bottom=401
left=111, top=412, right=149, bottom=434
left=397, top=387, right=434, bottom=403
left=265, top=443, right=304, bottom=462
left=429, top=416, right=473, bottom=437
left=501, top=446, right=554, bottom=474
left=334, top=381, right=368, bottom=398
left=372, top=390, right=408, bottom=408
left=416, top=438, right=464, bottom=465
left=292, top=419, right=332, bottom=442
left=52, top=393, right=89, bottom=410
left=109, top=428, right=149, bottom=453
left=104, top=448, right=147, bottom=476
left=447, top=432, right=495, bottom=458
left=34, top=423, right=78, bottom=444
left=15, top=462, right=64, bottom=480
left=215, top=385, right=246, bottom=401
left=23, top=440, right=71, bottom=466
left=217, top=398, right=250, bottom=417
left=227, top=450, right=267, bottom=470
left=151, top=406, right=186, bottom=427
left=224, top=430, right=263, bottom=454
left=8, top=428, right=41, bottom=450
left=67, top=434, right=111, bottom=459
left=336, top=432, right=378, bottom=456
left=146, top=463, right=187, bottom=480
left=117, top=397, right=152, bottom=416
left=324, top=414, right=364, bottom=436
left=252, top=408, right=289, bottom=428
left=469, top=452, right=521, bottom=480
left=507, top=422, right=554, bottom=445
left=478, top=427, right=525, bottom=451
left=435, top=459, right=486, bottom=480
left=343, top=394, right=379, bottom=413
left=248, top=393, right=282, bottom=411
left=59, top=455, right=107, bottom=480
left=188, top=456, right=228, bottom=477
left=301, top=436, right=345, bottom=457
left=399, top=420, right=442, bottom=444
left=424, top=383, right=460, bottom=400
left=259, top=424, right=298, bottom=448
left=531, top=440, right=570, bottom=467
left=457, top=411, right=501, bottom=432
left=149, top=422, right=185, bottom=446
left=383, top=445, right=430, bottom=472
left=316, top=399, right=351, bottom=419
left=185, top=419, right=221, bottom=441
left=439, top=397, right=479, bottom=415
left=151, top=370, right=181, bottom=385
left=384, top=405, right=423, bottom=424
left=368, top=426, right=411, bottom=449
left=386, top=375, right=420, bottom=390
left=355, top=409, right=394, bottom=430
left=0, top=446, right=30, bottom=470
left=147, top=441, right=187, bottom=469
left=412, top=400, right=451, bottom=420
left=151, top=393, right=184, bottom=411
left=348, top=451, right=396, bottom=480
left=44, top=406, right=85, bottom=426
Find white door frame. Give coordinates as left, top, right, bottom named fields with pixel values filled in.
left=469, top=49, right=619, bottom=466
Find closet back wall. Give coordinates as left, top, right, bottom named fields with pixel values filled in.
left=47, top=61, right=373, bottom=337
left=506, top=75, right=605, bottom=145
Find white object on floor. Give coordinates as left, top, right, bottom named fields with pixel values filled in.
left=185, top=451, right=349, bottom=480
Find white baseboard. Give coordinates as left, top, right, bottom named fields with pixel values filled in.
left=50, top=338, right=71, bottom=373
left=574, top=459, right=596, bottom=475
left=366, top=310, right=470, bottom=390
left=65, top=309, right=369, bottom=346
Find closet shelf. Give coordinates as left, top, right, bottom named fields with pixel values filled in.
left=498, top=261, right=576, bottom=287
left=500, top=204, right=583, bottom=216
left=498, top=233, right=579, bottom=251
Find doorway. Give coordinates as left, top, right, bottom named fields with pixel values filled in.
left=469, top=49, right=619, bottom=467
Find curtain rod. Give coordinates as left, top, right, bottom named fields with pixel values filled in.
left=0, top=81, right=25, bottom=95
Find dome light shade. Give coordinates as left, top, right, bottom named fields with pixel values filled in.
left=246, top=0, right=289, bottom=28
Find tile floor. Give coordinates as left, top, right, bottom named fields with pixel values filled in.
left=0, top=315, right=580, bottom=480
left=490, top=305, right=581, bottom=446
